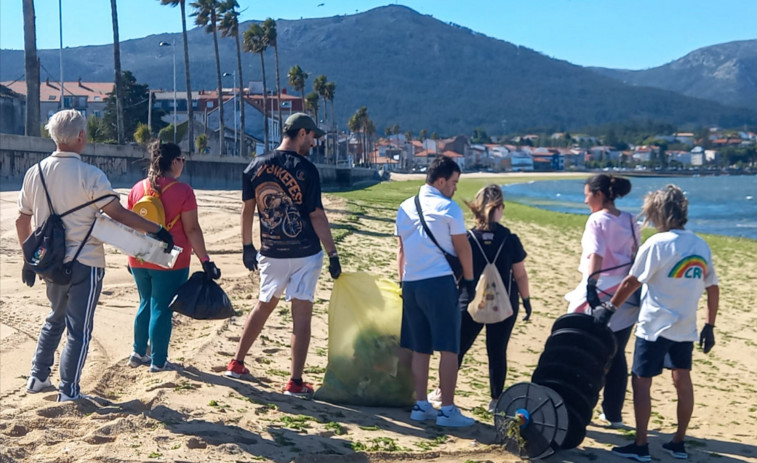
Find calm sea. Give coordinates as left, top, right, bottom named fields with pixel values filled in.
left=502, top=175, right=757, bottom=240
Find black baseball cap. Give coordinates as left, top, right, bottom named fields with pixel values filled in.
left=283, top=112, right=325, bottom=138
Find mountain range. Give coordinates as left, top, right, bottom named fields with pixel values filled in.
left=2, top=5, right=756, bottom=135
left=592, top=40, right=757, bottom=112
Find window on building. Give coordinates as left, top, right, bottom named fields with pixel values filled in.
left=63, top=97, right=72, bottom=108
left=207, top=101, right=214, bottom=108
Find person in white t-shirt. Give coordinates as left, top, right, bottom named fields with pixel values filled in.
left=395, top=155, right=476, bottom=427
left=565, top=174, right=641, bottom=428
left=596, top=185, right=719, bottom=462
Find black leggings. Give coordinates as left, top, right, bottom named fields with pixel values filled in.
left=458, top=304, right=519, bottom=400
left=601, top=325, right=634, bottom=422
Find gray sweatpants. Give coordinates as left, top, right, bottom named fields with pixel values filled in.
left=30, top=262, right=104, bottom=398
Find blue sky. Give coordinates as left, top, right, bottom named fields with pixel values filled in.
left=1, top=1, right=755, bottom=70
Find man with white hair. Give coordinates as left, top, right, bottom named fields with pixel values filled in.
left=16, top=109, right=174, bottom=402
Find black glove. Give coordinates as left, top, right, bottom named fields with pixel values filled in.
left=458, top=278, right=476, bottom=304
left=592, top=301, right=616, bottom=326
left=153, top=226, right=174, bottom=253
left=22, top=263, right=36, bottom=287
left=328, top=255, right=342, bottom=279
left=242, top=244, right=258, bottom=271
left=699, top=323, right=715, bottom=354
left=522, top=297, right=533, bottom=321
left=586, top=278, right=602, bottom=309
left=202, top=260, right=221, bottom=280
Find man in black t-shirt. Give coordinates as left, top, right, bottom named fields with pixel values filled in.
left=226, top=113, right=341, bottom=398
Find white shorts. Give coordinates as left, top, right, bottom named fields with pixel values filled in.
left=258, top=251, right=323, bottom=302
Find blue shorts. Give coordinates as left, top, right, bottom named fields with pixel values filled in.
left=400, top=275, right=461, bottom=354
left=632, top=336, right=693, bottom=377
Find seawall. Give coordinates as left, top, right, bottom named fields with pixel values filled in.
left=0, top=134, right=377, bottom=191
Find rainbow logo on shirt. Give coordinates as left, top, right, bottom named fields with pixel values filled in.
left=668, top=255, right=707, bottom=279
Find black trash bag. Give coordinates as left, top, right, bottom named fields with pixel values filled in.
left=169, top=271, right=234, bottom=320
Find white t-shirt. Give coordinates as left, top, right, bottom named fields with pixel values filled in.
left=18, top=152, right=119, bottom=268
left=395, top=184, right=467, bottom=282
left=631, top=229, right=718, bottom=342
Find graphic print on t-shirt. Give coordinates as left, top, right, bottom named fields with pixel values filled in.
left=668, top=255, right=707, bottom=279
left=256, top=181, right=304, bottom=239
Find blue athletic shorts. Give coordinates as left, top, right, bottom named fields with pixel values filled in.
left=400, top=275, right=461, bottom=354
left=632, top=336, right=693, bottom=377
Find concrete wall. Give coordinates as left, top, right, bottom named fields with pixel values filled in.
left=0, top=133, right=378, bottom=191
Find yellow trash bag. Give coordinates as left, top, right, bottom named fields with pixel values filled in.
left=313, top=271, right=414, bottom=407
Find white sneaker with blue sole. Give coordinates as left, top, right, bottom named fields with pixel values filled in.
left=410, top=403, right=437, bottom=421
left=436, top=405, right=475, bottom=427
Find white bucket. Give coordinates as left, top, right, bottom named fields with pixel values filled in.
left=92, top=213, right=182, bottom=269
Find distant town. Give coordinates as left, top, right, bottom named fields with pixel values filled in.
left=2, top=78, right=755, bottom=174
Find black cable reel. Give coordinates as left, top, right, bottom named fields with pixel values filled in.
left=494, top=312, right=617, bottom=458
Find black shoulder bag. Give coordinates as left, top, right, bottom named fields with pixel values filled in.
left=22, top=163, right=117, bottom=285
left=414, top=195, right=463, bottom=281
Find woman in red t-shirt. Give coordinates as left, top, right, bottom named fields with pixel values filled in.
left=126, top=141, right=220, bottom=372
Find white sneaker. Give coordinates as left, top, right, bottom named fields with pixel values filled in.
left=488, top=398, right=498, bottom=414
left=57, top=391, right=86, bottom=402
left=436, top=405, right=475, bottom=427
left=26, top=375, right=52, bottom=393
left=599, top=412, right=626, bottom=429
left=128, top=352, right=151, bottom=368
left=428, top=388, right=442, bottom=407
left=150, top=361, right=178, bottom=373
left=410, top=402, right=438, bottom=421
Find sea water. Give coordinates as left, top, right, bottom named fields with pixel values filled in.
left=502, top=175, right=757, bottom=240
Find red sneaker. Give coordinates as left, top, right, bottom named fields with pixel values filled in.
left=284, top=379, right=314, bottom=398
left=225, top=359, right=250, bottom=378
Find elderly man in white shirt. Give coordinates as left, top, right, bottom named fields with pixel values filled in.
left=395, top=155, right=476, bottom=428
left=17, top=109, right=173, bottom=402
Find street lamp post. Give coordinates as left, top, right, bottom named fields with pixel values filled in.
left=223, top=71, right=237, bottom=156
left=159, top=40, right=177, bottom=143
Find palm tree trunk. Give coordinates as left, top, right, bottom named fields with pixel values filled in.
left=22, top=0, right=40, bottom=136
left=234, top=32, right=245, bottom=156
left=110, top=0, right=125, bottom=144
left=211, top=25, right=225, bottom=155
left=331, top=95, right=339, bottom=165
left=274, top=43, right=282, bottom=142
left=259, top=53, right=268, bottom=153
left=180, top=0, right=194, bottom=153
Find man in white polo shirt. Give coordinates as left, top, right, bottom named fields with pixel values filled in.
left=395, top=155, right=476, bottom=427
left=17, top=109, right=173, bottom=402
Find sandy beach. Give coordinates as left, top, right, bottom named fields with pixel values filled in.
left=1, top=175, right=756, bottom=463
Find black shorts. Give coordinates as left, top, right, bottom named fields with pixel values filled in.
left=632, top=336, right=693, bottom=377
left=400, top=275, right=460, bottom=354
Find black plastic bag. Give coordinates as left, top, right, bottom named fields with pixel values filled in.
left=169, top=271, right=234, bottom=320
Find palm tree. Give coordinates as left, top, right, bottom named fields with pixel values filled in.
left=324, top=81, right=336, bottom=162
left=262, top=18, right=282, bottom=140
left=313, top=75, right=328, bottom=124
left=218, top=0, right=245, bottom=156
left=22, top=0, right=39, bottom=136
left=110, top=0, right=125, bottom=143
left=243, top=23, right=269, bottom=153
left=159, top=0, right=194, bottom=153
left=190, top=0, right=225, bottom=155
left=305, top=92, right=319, bottom=123
left=313, top=75, right=328, bottom=159
left=287, top=65, right=308, bottom=109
